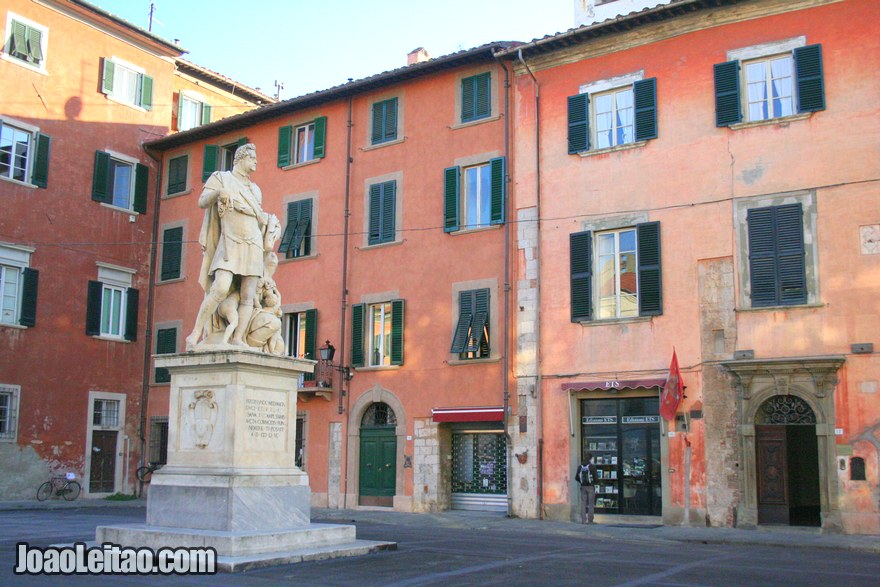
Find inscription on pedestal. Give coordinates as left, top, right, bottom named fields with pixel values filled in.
left=244, top=391, right=287, bottom=452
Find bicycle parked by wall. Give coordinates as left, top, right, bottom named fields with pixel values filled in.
left=36, top=473, right=81, bottom=501
left=135, top=462, right=163, bottom=483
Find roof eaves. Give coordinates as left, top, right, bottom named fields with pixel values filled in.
left=147, top=41, right=521, bottom=151
left=175, top=59, right=277, bottom=104
left=66, top=0, right=187, bottom=55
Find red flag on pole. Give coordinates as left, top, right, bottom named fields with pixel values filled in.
left=660, top=350, right=684, bottom=421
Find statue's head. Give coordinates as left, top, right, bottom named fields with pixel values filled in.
left=233, top=143, right=257, bottom=170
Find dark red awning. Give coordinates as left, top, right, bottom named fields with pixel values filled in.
left=432, top=406, right=504, bottom=423
left=561, top=378, right=666, bottom=392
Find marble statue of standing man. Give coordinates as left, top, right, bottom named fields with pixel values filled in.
left=186, top=143, right=274, bottom=350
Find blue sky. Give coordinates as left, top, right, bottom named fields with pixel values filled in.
left=90, top=0, right=574, bottom=99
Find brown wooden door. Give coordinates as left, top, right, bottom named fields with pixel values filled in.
left=756, top=425, right=789, bottom=525
left=90, top=431, right=117, bottom=493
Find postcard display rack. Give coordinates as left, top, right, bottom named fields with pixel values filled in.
left=585, top=435, right=619, bottom=510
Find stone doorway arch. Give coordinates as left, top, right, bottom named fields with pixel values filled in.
left=723, top=356, right=845, bottom=530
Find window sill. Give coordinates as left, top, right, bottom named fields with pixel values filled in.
left=736, top=302, right=824, bottom=313
left=99, top=203, right=139, bottom=215
left=577, top=140, right=648, bottom=158
left=105, top=94, right=148, bottom=113
left=157, top=276, right=185, bottom=285
left=576, top=316, right=653, bottom=327
left=360, top=239, right=404, bottom=251
left=448, top=224, right=502, bottom=236
left=362, top=136, right=405, bottom=151
left=728, top=112, right=811, bottom=131
left=0, top=175, right=38, bottom=189
left=280, top=158, right=321, bottom=171
left=162, top=189, right=192, bottom=200
left=0, top=322, right=28, bottom=330
left=450, top=114, right=501, bottom=130
left=0, top=53, right=47, bottom=75
left=278, top=252, right=318, bottom=264
left=447, top=356, right=501, bottom=366
left=91, top=335, right=132, bottom=343
left=355, top=365, right=401, bottom=373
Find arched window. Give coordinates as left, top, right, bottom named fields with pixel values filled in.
left=361, top=402, right=397, bottom=428
left=754, top=395, right=816, bottom=425
left=850, top=457, right=866, bottom=481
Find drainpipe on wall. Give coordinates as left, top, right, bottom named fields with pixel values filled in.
left=139, top=147, right=163, bottom=497
left=495, top=56, right=513, bottom=518
left=517, top=49, right=544, bottom=519
left=340, top=93, right=354, bottom=508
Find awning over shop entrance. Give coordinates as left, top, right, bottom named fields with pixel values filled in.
left=561, top=378, right=666, bottom=392
left=432, top=406, right=504, bottom=423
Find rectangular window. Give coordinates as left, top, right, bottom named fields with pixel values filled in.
left=167, top=155, right=188, bottom=195
left=202, top=138, right=247, bottom=180
left=368, top=181, right=396, bottom=245
left=277, top=118, right=326, bottom=167
left=0, top=118, right=50, bottom=187
left=278, top=199, right=313, bottom=258
left=109, top=158, right=133, bottom=210
left=295, top=415, right=306, bottom=469
left=295, top=122, right=316, bottom=164
left=4, top=16, right=46, bottom=69
left=220, top=142, right=238, bottom=171
left=100, top=284, right=126, bottom=337
left=450, top=288, right=490, bottom=359
left=101, top=57, right=153, bottom=110
left=444, top=158, right=506, bottom=233
left=0, top=245, right=37, bottom=327
left=160, top=227, right=183, bottom=281
left=178, top=94, right=211, bottom=131
left=86, top=266, right=138, bottom=341
left=570, top=222, right=662, bottom=322
left=148, top=417, right=169, bottom=465
left=351, top=300, right=404, bottom=368
left=92, top=151, right=148, bottom=213
left=0, top=265, right=21, bottom=325
left=371, top=98, right=398, bottom=145
left=568, top=77, right=657, bottom=154
left=461, top=72, right=491, bottom=123
left=93, top=399, right=120, bottom=428
left=714, top=44, right=824, bottom=127
left=746, top=203, right=807, bottom=307
left=154, top=327, right=177, bottom=383
left=0, top=385, right=20, bottom=441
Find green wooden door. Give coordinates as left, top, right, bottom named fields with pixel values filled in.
left=359, top=427, right=396, bottom=505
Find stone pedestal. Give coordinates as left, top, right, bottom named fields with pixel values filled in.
left=97, top=349, right=394, bottom=571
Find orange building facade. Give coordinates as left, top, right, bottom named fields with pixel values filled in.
left=146, top=44, right=538, bottom=515
left=506, top=0, right=879, bottom=533
left=0, top=0, right=267, bottom=499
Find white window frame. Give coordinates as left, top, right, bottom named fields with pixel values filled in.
left=96, top=263, right=134, bottom=340
left=294, top=122, right=316, bottom=164
left=742, top=54, right=795, bottom=123
left=463, top=163, right=491, bottom=229
left=0, top=115, right=40, bottom=187
left=0, top=383, right=21, bottom=441
left=727, top=37, right=807, bottom=124
left=104, top=56, right=147, bottom=110
left=178, top=90, right=208, bottom=132
left=579, top=71, right=643, bottom=151
left=3, top=12, right=48, bottom=74
left=284, top=311, right=308, bottom=359
left=368, top=302, right=393, bottom=367
left=0, top=244, right=33, bottom=327
left=102, top=150, right=138, bottom=212
left=596, top=227, right=639, bottom=320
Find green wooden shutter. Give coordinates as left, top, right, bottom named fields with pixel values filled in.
left=450, top=291, right=474, bottom=353
left=461, top=76, right=476, bottom=122
left=86, top=280, right=103, bottom=335
left=443, top=166, right=460, bottom=233
left=775, top=204, right=807, bottom=306
left=31, top=132, right=51, bottom=188
left=200, top=103, right=212, bottom=125
left=291, top=199, right=313, bottom=255
left=167, top=155, right=187, bottom=195
left=381, top=181, right=396, bottom=243
left=160, top=227, right=183, bottom=281
left=794, top=44, right=825, bottom=113
left=154, top=328, right=177, bottom=383
left=176, top=92, right=184, bottom=130
left=390, top=299, right=404, bottom=365
left=11, top=21, right=27, bottom=58
left=466, top=289, right=489, bottom=354
left=385, top=98, right=398, bottom=141
left=568, top=93, right=590, bottom=154
left=92, top=151, right=111, bottom=203
left=633, top=78, right=658, bottom=141
left=636, top=221, right=662, bottom=316
left=570, top=231, right=593, bottom=322
left=202, top=145, right=218, bottom=181
left=368, top=183, right=382, bottom=245
left=747, top=206, right=777, bottom=307
left=27, top=27, right=43, bottom=63
left=475, top=72, right=491, bottom=120
left=277, top=125, right=293, bottom=167
left=139, top=75, right=154, bottom=111
left=278, top=201, right=300, bottom=256
left=133, top=163, right=149, bottom=213
left=101, top=58, right=115, bottom=94
left=237, top=137, right=248, bottom=149
left=351, top=304, right=365, bottom=367
left=303, top=309, right=317, bottom=381
left=124, top=287, right=139, bottom=342
left=19, top=268, right=38, bottom=327
left=714, top=60, right=741, bottom=127
left=313, top=116, right=327, bottom=159
left=489, top=157, right=506, bottom=225
left=371, top=101, right=384, bottom=144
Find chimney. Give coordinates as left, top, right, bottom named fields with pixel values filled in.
left=407, top=47, right=431, bottom=66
